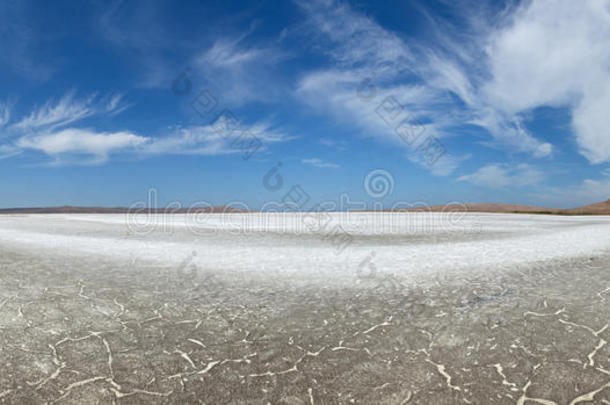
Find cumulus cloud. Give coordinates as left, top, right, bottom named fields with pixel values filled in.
left=482, top=0, right=610, bottom=164
left=17, top=129, right=146, bottom=163
left=458, top=163, right=544, bottom=189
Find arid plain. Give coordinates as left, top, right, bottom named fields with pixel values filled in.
left=0, top=213, right=609, bottom=404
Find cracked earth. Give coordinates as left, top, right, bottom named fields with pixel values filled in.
left=0, top=215, right=609, bottom=404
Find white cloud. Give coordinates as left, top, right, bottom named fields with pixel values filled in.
left=0, top=93, right=135, bottom=164
left=296, top=67, right=468, bottom=174
left=534, top=173, right=610, bottom=208
left=195, top=37, right=287, bottom=105
left=294, top=0, right=474, bottom=174
left=413, top=153, right=472, bottom=177
left=482, top=0, right=610, bottom=163
left=105, top=94, right=130, bottom=116
left=319, top=137, right=348, bottom=150
left=142, top=119, right=292, bottom=156
left=467, top=109, right=553, bottom=158
left=458, top=163, right=544, bottom=189
left=12, top=94, right=91, bottom=130
left=0, top=101, right=11, bottom=127
left=1, top=94, right=292, bottom=165
left=11, top=93, right=128, bottom=131
left=296, top=0, right=411, bottom=71
left=297, top=0, right=610, bottom=171
left=530, top=165, right=610, bottom=207
left=571, top=82, right=610, bottom=164
left=0, top=144, right=20, bottom=159
left=143, top=125, right=232, bottom=156
left=298, top=68, right=432, bottom=140
left=17, top=128, right=147, bottom=164
left=8, top=119, right=292, bottom=165
left=202, top=38, right=268, bottom=68
left=301, top=158, right=340, bottom=169
left=563, top=178, right=610, bottom=204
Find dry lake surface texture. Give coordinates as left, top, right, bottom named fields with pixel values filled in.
left=0, top=213, right=609, bottom=404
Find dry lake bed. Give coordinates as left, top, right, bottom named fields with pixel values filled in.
left=0, top=213, right=609, bottom=404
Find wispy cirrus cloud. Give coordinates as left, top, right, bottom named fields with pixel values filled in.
left=0, top=93, right=293, bottom=165
left=296, top=0, right=412, bottom=71
left=194, top=36, right=288, bottom=105
left=294, top=0, right=473, bottom=175
left=0, top=92, right=139, bottom=164
left=95, top=0, right=291, bottom=102
left=143, top=120, right=292, bottom=156
left=0, top=1, right=57, bottom=80
left=556, top=178, right=610, bottom=205
left=202, top=37, right=273, bottom=68
left=318, top=137, right=348, bottom=151
left=95, top=0, right=181, bottom=89
left=0, top=144, right=20, bottom=159
left=295, top=0, right=602, bottom=174
left=0, top=101, right=12, bottom=127
left=403, top=0, right=610, bottom=165
left=532, top=167, right=610, bottom=208
left=301, top=157, right=340, bottom=169
left=296, top=65, right=463, bottom=174
left=458, top=163, right=544, bottom=189
left=11, top=92, right=128, bottom=131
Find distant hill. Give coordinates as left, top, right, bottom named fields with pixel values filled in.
left=1, top=199, right=610, bottom=215
left=0, top=206, right=249, bottom=214
left=565, top=199, right=610, bottom=215
left=401, top=200, right=610, bottom=215
left=402, top=203, right=562, bottom=214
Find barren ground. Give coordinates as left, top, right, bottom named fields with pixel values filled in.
left=0, top=214, right=609, bottom=404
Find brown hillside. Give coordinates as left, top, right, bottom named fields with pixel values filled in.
left=1, top=199, right=610, bottom=215
left=402, top=203, right=562, bottom=214
left=0, top=206, right=249, bottom=214
left=566, top=199, right=610, bottom=215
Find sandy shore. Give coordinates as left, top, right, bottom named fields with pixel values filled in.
left=0, top=214, right=609, bottom=403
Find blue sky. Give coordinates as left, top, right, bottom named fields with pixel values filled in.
left=1, top=0, right=610, bottom=209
